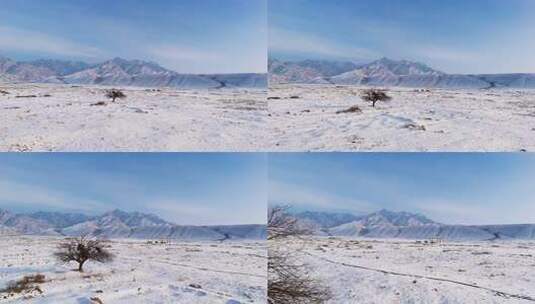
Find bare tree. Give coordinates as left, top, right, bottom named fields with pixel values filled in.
left=105, top=89, right=126, bottom=102
left=268, top=206, right=331, bottom=304
left=361, top=89, right=391, bottom=107
left=55, top=236, right=113, bottom=272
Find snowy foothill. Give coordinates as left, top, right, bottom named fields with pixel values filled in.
left=0, top=235, right=267, bottom=303
left=268, top=84, right=535, bottom=151
left=0, top=83, right=267, bottom=152
left=274, top=236, right=535, bottom=304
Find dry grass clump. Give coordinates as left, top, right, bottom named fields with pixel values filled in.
left=1, top=274, right=46, bottom=298
left=336, top=105, right=362, bottom=114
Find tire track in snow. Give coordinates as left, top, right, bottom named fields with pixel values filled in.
left=122, top=256, right=266, bottom=279
left=303, top=251, right=535, bottom=302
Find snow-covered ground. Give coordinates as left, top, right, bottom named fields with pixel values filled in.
left=268, top=84, right=535, bottom=151
left=0, top=83, right=266, bottom=152
left=0, top=236, right=266, bottom=303
left=275, top=236, right=535, bottom=303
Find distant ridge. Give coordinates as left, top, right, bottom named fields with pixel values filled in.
left=0, top=208, right=266, bottom=241
left=0, top=56, right=267, bottom=89
left=288, top=209, right=535, bottom=241
left=269, top=57, right=535, bottom=89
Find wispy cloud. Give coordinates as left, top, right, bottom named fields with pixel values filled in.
left=0, top=179, right=107, bottom=213
left=269, top=27, right=377, bottom=60
left=0, top=26, right=103, bottom=59
left=148, top=45, right=223, bottom=62
left=146, top=44, right=225, bottom=73
left=408, top=196, right=535, bottom=226
left=408, top=45, right=478, bottom=64
left=269, top=180, right=374, bottom=213
left=150, top=199, right=265, bottom=226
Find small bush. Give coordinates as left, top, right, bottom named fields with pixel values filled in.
left=105, top=89, right=126, bottom=102
left=361, top=89, right=392, bottom=107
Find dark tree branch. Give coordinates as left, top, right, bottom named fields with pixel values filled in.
left=55, top=236, right=113, bottom=272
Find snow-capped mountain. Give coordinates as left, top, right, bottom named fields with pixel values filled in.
left=56, top=57, right=221, bottom=89
left=268, top=59, right=358, bottom=84
left=0, top=57, right=90, bottom=82
left=25, top=59, right=90, bottom=76
left=0, top=209, right=59, bottom=235
left=0, top=56, right=16, bottom=73
left=0, top=208, right=265, bottom=241
left=61, top=209, right=175, bottom=238
left=289, top=209, right=535, bottom=241
left=328, top=58, right=493, bottom=88
left=0, top=56, right=266, bottom=89
left=328, top=209, right=441, bottom=238
left=27, top=211, right=93, bottom=228
left=356, top=209, right=438, bottom=227
left=270, top=57, right=535, bottom=89
left=292, top=211, right=363, bottom=229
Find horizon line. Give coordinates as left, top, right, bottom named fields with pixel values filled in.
left=268, top=56, right=535, bottom=75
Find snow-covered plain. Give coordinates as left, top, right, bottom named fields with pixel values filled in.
left=0, top=236, right=266, bottom=303
left=0, top=83, right=267, bottom=152
left=268, top=84, right=535, bottom=151
left=275, top=236, right=535, bottom=304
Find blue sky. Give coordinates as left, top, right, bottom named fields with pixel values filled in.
left=269, top=0, right=535, bottom=74
left=0, top=153, right=267, bottom=225
left=269, top=153, right=535, bottom=225
left=0, top=0, right=266, bottom=73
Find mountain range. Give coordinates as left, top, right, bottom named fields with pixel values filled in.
left=0, top=56, right=266, bottom=89
left=269, top=57, right=535, bottom=89
left=0, top=209, right=266, bottom=241
left=290, top=209, right=535, bottom=241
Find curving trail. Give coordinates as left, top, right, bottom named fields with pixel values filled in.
left=303, top=251, right=535, bottom=302
left=122, top=256, right=266, bottom=279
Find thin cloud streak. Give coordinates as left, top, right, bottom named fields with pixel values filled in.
left=0, top=26, right=103, bottom=59
left=269, top=27, right=377, bottom=61
left=0, top=179, right=108, bottom=213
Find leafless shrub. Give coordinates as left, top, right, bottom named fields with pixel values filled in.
left=361, top=89, right=392, bottom=107
left=55, top=236, right=113, bottom=272
left=268, top=206, right=331, bottom=304
left=268, top=206, right=310, bottom=241
left=105, top=89, right=126, bottom=102
left=269, top=250, right=331, bottom=304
